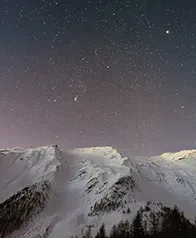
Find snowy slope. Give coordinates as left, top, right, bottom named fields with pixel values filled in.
left=0, top=145, right=58, bottom=203
left=1, top=145, right=196, bottom=237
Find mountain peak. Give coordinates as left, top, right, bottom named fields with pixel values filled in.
left=73, top=146, right=126, bottom=162
left=1, top=145, right=196, bottom=237
left=160, top=149, right=196, bottom=161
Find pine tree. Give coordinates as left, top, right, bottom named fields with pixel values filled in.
left=127, top=207, right=131, bottom=214
left=116, top=220, right=131, bottom=238
left=95, top=223, right=106, bottom=238
left=143, top=220, right=148, bottom=237
left=131, top=211, right=145, bottom=238
left=171, top=206, right=182, bottom=238
left=110, top=225, right=118, bottom=238
left=149, top=212, right=159, bottom=237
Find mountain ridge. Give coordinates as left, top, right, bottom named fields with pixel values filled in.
left=1, top=145, right=196, bottom=237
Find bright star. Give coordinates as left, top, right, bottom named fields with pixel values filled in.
left=74, top=95, right=79, bottom=102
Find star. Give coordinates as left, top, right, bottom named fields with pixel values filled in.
left=0, top=0, right=196, bottom=157
left=74, top=95, right=79, bottom=102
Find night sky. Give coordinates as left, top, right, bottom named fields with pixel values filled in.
left=1, top=0, right=196, bottom=156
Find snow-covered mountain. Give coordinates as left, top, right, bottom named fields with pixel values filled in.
left=1, top=145, right=196, bottom=238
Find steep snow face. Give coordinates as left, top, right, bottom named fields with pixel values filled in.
left=0, top=145, right=74, bottom=238
left=1, top=145, right=196, bottom=238
left=69, top=147, right=131, bottom=209
left=0, top=145, right=58, bottom=203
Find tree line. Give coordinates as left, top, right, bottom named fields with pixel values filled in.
left=78, top=205, right=196, bottom=238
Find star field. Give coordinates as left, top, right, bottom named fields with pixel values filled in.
left=0, top=0, right=196, bottom=156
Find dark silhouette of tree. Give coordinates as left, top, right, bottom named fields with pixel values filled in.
left=110, top=225, right=118, bottom=238
left=131, top=211, right=145, bottom=238
left=149, top=212, right=159, bottom=237
left=127, top=207, right=131, bottom=214
left=117, top=220, right=131, bottom=238
left=95, top=223, right=106, bottom=238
